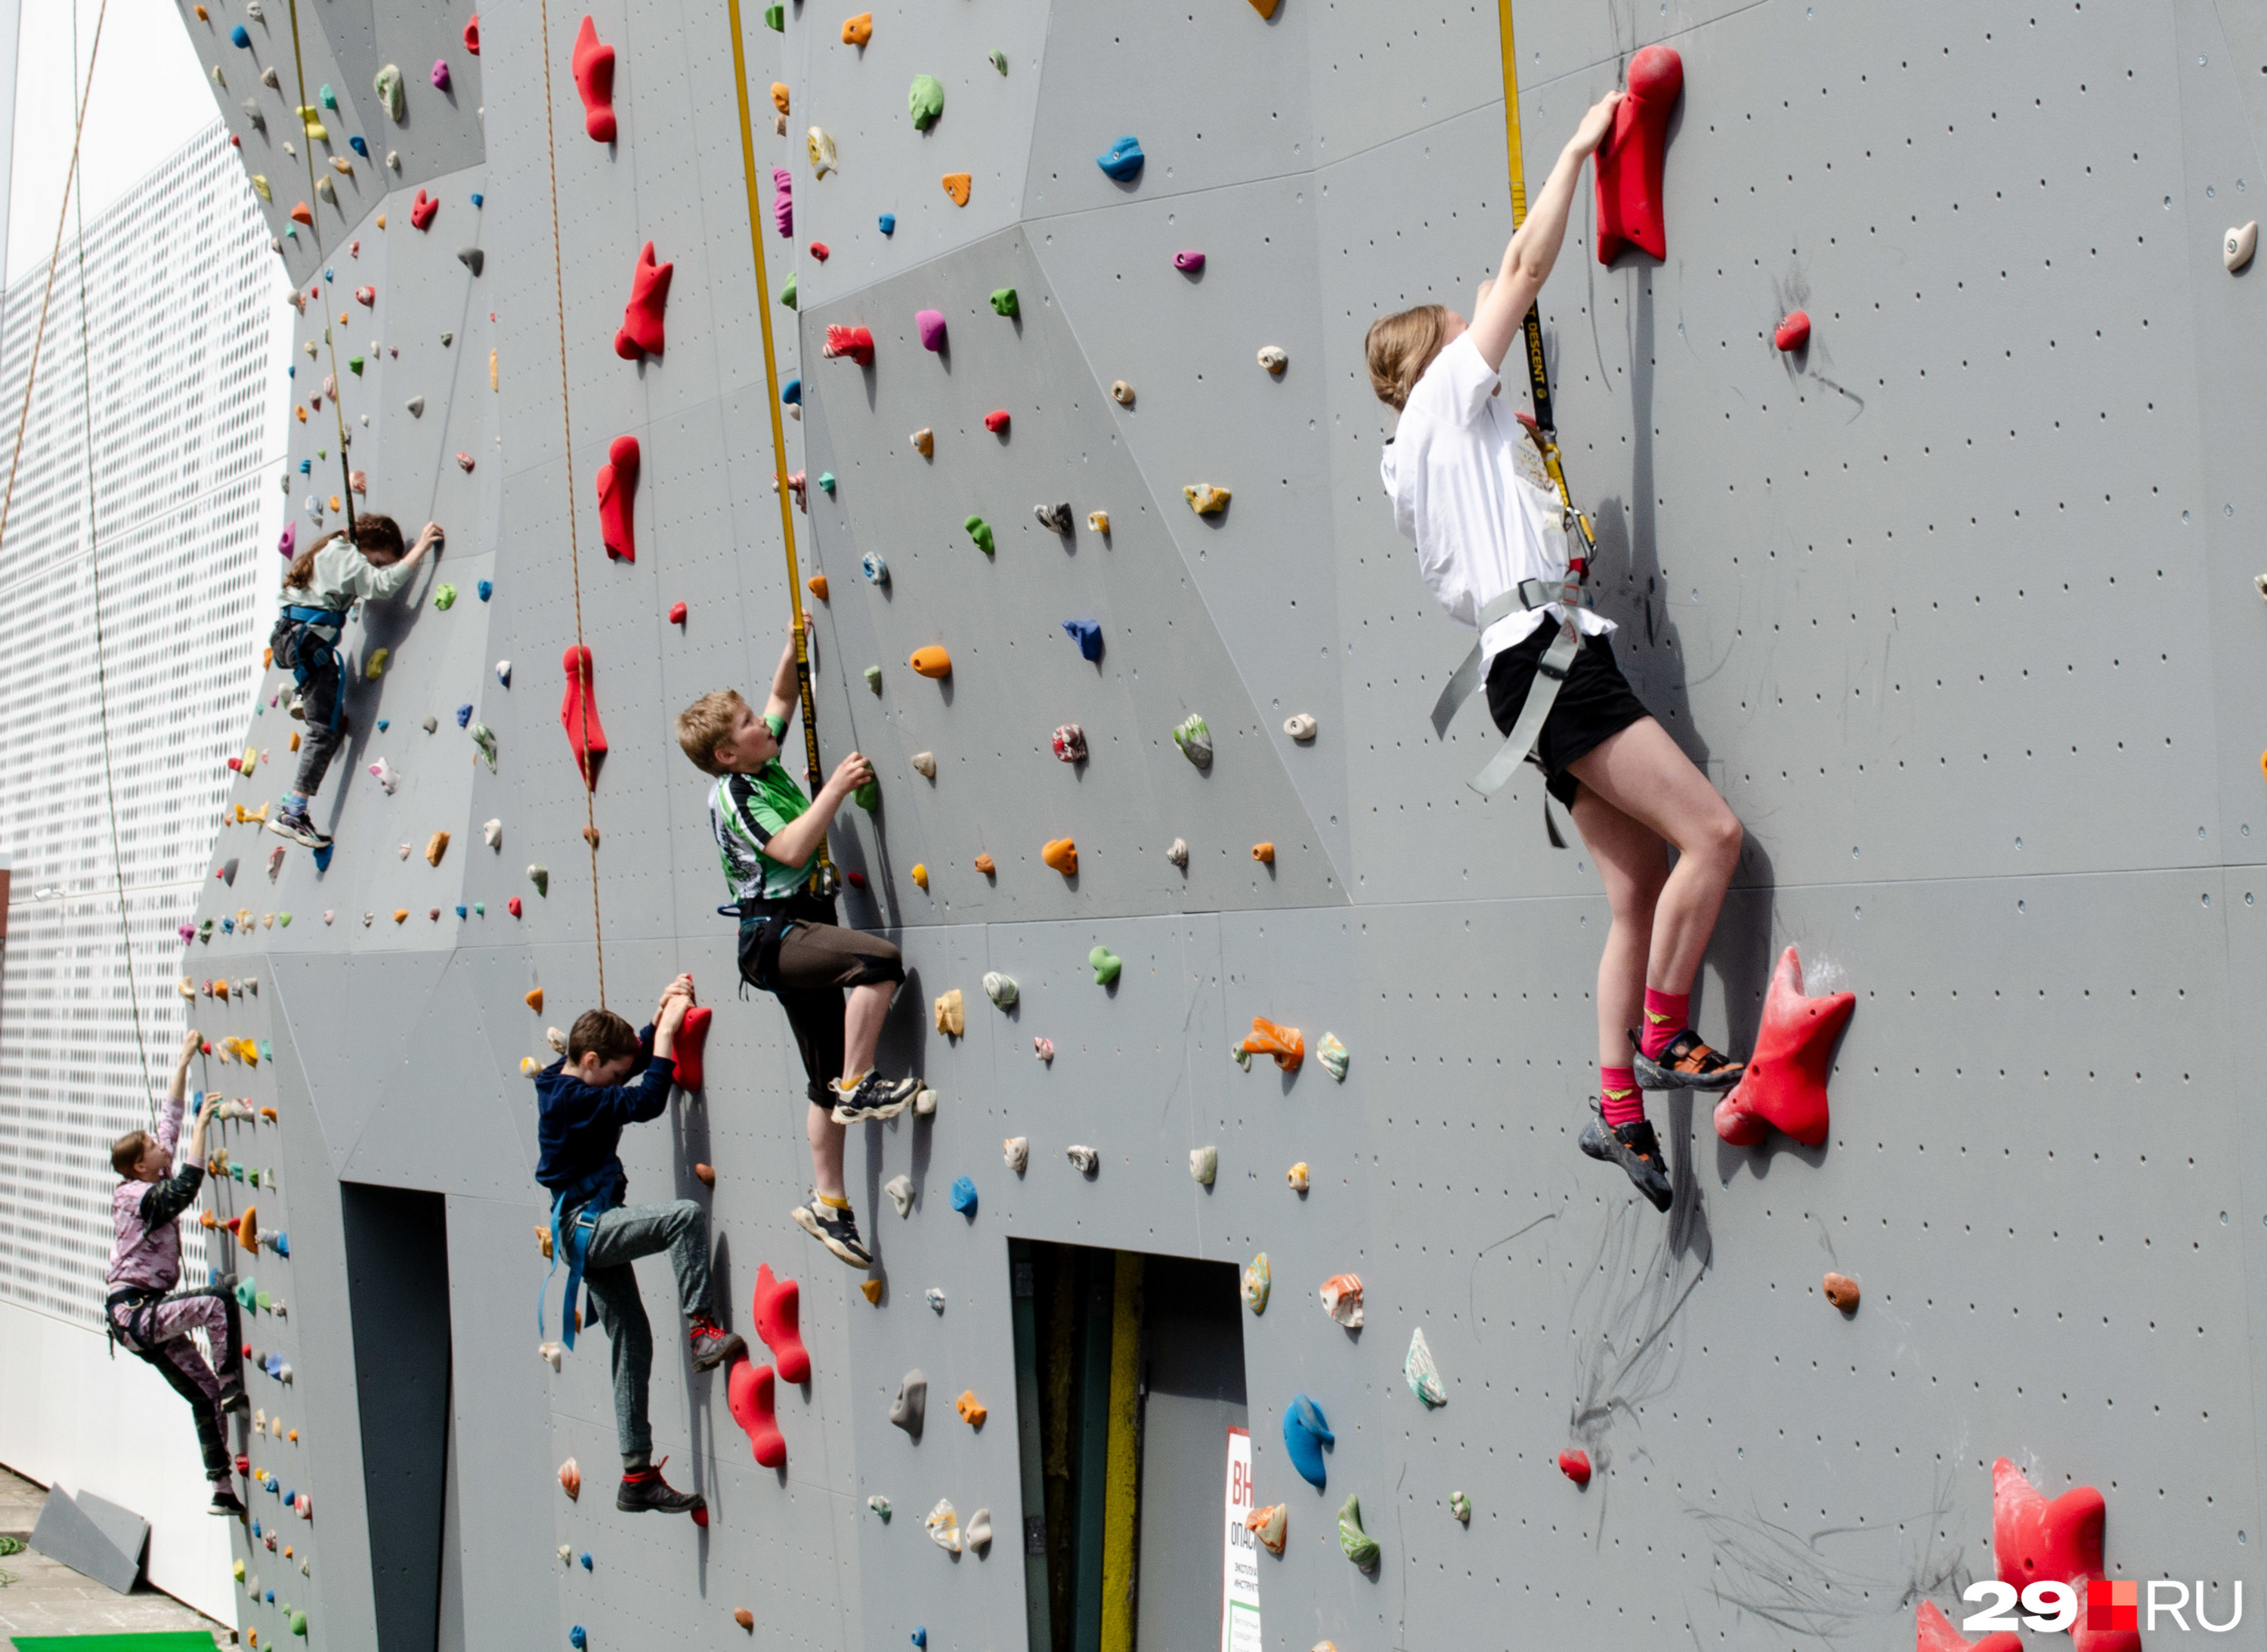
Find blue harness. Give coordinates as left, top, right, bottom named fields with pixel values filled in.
left=540, top=1162, right=625, bottom=1350
left=278, top=605, right=348, bottom=732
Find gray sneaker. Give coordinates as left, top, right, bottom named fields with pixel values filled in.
left=268, top=806, right=331, bottom=849
left=829, top=1070, right=918, bottom=1124
left=791, top=1198, right=873, bottom=1269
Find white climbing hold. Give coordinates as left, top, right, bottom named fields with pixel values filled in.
left=1004, top=1136, right=1028, bottom=1171
left=483, top=818, right=503, bottom=849
left=2228, top=220, right=2258, bottom=273
left=1405, top=1326, right=1446, bottom=1406
left=1257, top=345, right=1288, bottom=374
left=1088, top=510, right=1109, bottom=534
left=405, top=395, right=425, bottom=416
left=368, top=756, right=398, bottom=794
left=1189, top=1146, right=1217, bottom=1186
left=885, top=1174, right=914, bottom=1216
left=923, top=1499, right=960, bottom=1554
left=539, top=1341, right=564, bottom=1370
left=914, top=1086, right=939, bottom=1115
left=1065, top=1145, right=1097, bottom=1174
left=911, top=751, right=937, bottom=778
left=807, top=127, right=838, bottom=176
left=547, top=1027, right=568, bottom=1053
left=1283, top=713, right=1318, bottom=741
left=982, top=971, right=1018, bottom=1007
left=926, top=1288, right=947, bottom=1313
left=1318, top=1032, right=1349, bottom=1081
left=1320, top=1274, right=1364, bottom=1329
left=1288, top=1162, right=1310, bottom=1192
left=1166, top=838, right=1189, bottom=868
left=966, top=1509, right=993, bottom=1554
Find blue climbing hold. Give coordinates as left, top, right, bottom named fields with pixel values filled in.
left=455, top=704, right=473, bottom=727
left=350, top=135, right=368, bottom=156
left=274, top=1232, right=290, bottom=1257
left=221, top=916, right=236, bottom=934
left=252, top=1521, right=262, bottom=1539
left=264, top=1351, right=283, bottom=1376
left=323, top=268, right=333, bottom=282
left=231, top=23, right=250, bottom=46
left=454, top=905, right=467, bottom=918
left=471, top=192, right=484, bottom=207
left=311, top=841, right=334, bottom=872
left=579, top=1552, right=592, bottom=1570
left=879, top=212, right=896, bottom=235
left=950, top=1176, right=978, bottom=1215
left=376, top=718, right=389, bottom=731
left=477, top=579, right=493, bottom=601
left=1282, top=1393, right=1334, bottom=1489
left=298, top=459, right=311, bottom=473
left=911, top=1632, right=926, bottom=1649
left=570, top=1630, right=586, bottom=1650
left=1096, top=136, right=1144, bottom=181
left=861, top=552, right=888, bottom=584
left=781, top=376, right=802, bottom=406
left=1062, top=619, right=1103, bottom=662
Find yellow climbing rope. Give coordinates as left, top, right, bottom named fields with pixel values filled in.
left=725, top=1, right=834, bottom=893
left=537, top=0, right=609, bottom=1007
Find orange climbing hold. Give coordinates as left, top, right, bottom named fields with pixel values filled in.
left=526, top=988, right=545, bottom=1013
left=558, top=1458, right=581, bottom=1499
left=973, top=854, right=995, bottom=877
left=735, top=1609, right=756, bottom=1631
left=1248, top=0, right=1279, bottom=14
left=941, top=172, right=970, bottom=206
left=840, top=11, right=871, bottom=45
left=955, top=1390, right=987, bottom=1428
left=1822, top=1271, right=1860, bottom=1312
left=233, top=1205, right=258, bottom=1254
left=1240, top=1018, right=1304, bottom=1072
left=1711, top=946, right=1854, bottom=1149
left=1251, top=842, right=1275, bottom=864
left=770, top=82, right=789, bottom=116
left=614, top=241, right=673, bottom=360
left=560, top=645, right=608, bottom=789
left=909, top=645, right=951, bottom=679
left=808, top=574, right=828, bottom=602
left=694, top=1163, right=716, bottom=1186
left=1041, top=838, right=1077, bottom=876
left=572, top=15, right=617, bottom=143
left=597, top=435, right=640, bottom=561
left=290, top=202, right=312, bottom=226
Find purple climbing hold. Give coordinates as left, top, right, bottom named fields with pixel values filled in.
left=431, top=58, right=451, bottom=88
left=772, top=169, right=793, bottom=237
left=278, top=521, right=296, bottom=558
left=916, top=309, right=946, bottom=351
left=1173, top=249, right=1206, bottom=274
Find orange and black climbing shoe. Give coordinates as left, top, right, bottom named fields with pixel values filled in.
left=1579, top=1106, right=1673, bottom=1213
left=1631, top=1028, right=1744, bottom=1092
left=617, top=1459, right=706, bottom=1517
left=688, top=1313, right=747, bottom=1373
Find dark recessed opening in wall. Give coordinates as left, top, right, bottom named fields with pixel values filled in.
left=1010, top=1241, right=1249, bottom=1652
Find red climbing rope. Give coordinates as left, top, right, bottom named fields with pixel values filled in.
left=537, top=0, right=609, bottom=1007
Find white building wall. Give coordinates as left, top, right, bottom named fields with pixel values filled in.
left=0, top=118, right=288, bottom=1622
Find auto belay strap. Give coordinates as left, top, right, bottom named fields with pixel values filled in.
left=1429, top=569, right=1585, bottom=797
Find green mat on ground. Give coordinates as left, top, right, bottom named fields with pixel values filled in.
left=8, top=1635, right=221, bottom=1650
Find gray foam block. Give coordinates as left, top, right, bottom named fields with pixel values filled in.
left=29, top=1481, right=146, bottom=1595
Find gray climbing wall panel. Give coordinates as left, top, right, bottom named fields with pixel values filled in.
left=169, top=0, right=2267, bottom=1646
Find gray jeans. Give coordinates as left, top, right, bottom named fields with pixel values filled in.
left=578, top=1199, right=713, bottom=1456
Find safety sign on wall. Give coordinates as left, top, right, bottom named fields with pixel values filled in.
left=1222, top=1426, right=1260, bottom=1652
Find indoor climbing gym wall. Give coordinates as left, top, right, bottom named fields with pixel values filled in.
left=168, top=0, right=2267, bottom=1647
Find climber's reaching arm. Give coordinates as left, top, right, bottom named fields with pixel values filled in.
left=1468, top=91, right=1622, bottom=375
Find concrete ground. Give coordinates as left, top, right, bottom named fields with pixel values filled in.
left=0, top=1466, right=232, bottom=1646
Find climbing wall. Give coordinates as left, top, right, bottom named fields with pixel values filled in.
left=170, top=0, right=2267, bottom=1647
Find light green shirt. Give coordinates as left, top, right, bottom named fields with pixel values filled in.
left=707, top=714, right=815, bottom=902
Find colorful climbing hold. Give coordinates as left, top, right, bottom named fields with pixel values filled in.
left=1251, top=842, right=1276, bottom=864
left=908, top=74, right=943, bottom=130
left=1557, top=1449, right=1592, bottom=1488
left=841, top=11, right=872, bottom=44
left=954, top=1389, right=986, bottom=1428
left=374, top=63, right=405, bottom=119
left=808, top=127, right=838, bottom=175
left=1184, top=483, right=1231, bottom=515
left=923, top=1499, right=960, bottom=1553
left=941, top=172, right=970, bottom=206
left=614, top=242, right=673, bottom=360
left=879, top=212, right=895, bottom=234
left=982, top=971, right=1017, bottom=1007
left=1257, top=345, right=1288, bottom=374
left=1173, top=714, right=1212, bottom=767
left=1241, top=1018, right=1304, bottom=1073
left=1089, top=945, right=1121, bottom=986
left=670, top=601, right=688, bottom=625
left=1320, top=1274, right=1363, bottom=1329
left=1042, top=837, right=1077, bottom=876
left=1096, top=135, right=1144, bottom=181
left=909, top=645, right=951, bottom=679
left=1594, top=45, right=1682, bottom=262
left=973, top=853, right=994, bottom=875
left=1189, top=1145, right=1217, bottom=1185
left=1317, top=1032, right=1349, bottom=1081
left=1242, top=1252, right=1270, bottom=1313
left=1246, top=1502, right=1286, bottom=1555
left=911, top=864, right=929, bottom=890
left=983, top=409, right=1011, bottom=434
left=1337, top=1495, right=1379, bottom=1569
left=863, top=665, right=883, bottom=692
left=963, top=515, right=994, bottom=552
left=1282, top=1394, right=1332, bottom=1489
left=949, top=1176, right=976, bottom=1214
left=934, top=988, right=965, bottom=1036
left=1172, top=249, right=1206, bottom=274
left=1052, top=725, right=1087, bottom=763
left=1712, top=946, right=1854, bottom=1147
left=431, top=58, right=450, bottom=88
left=529, top=865, right=549, bottom=895
left=1062, top=618, right=1102, bottom=660
left=912, top=427, right=934, bottom=456
left=726, top=1358, right=786, bottom=1468
left=560, top=645, right=608, bottom=788
left=1823, top=1271, right=1860, bottom=1313
left=823, top=324, right=874, bottom=365
left=595, top=436, right=640, bottom=561
left=1405, top=1326, right=1445, bottom=1406
left=1774, top=311, right=1811, bottom=352
left=559, top=1458, right=580, bottom=1499
left=915, top=308, right=947, bottom=350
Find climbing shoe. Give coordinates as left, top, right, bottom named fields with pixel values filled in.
left=209, top=1486, right=248, bottom=1517
left=617, top=1459, right=706, bottom=1517
left=688, top=1313, right=747, bottom=1373
left=1631, top=1027, right=1745, bottom=1092
left=1579, top=1106, right=1675, bottom=1213
left=829, top=1069, right=919, bottom=1125
left=792, top=1197, right=874, bottom=1270
left=217, top=1385, right=250, bottom=1415
left=268, top=807, right=332, bottom=850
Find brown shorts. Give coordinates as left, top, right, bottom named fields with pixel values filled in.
left=738, top=896, right=904, bottom=1105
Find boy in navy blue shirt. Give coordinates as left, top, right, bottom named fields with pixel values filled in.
left=535, top=973, right=746, bottom=1516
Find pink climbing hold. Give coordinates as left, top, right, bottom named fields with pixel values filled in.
left=1915, top=1600, right=2022, bottom=1652
left=1711, top=946, right=1854, bottom=1149
left=772, top=169, right=793, bottom=237
left=614, top=242, right=673, bottom=360
left=669, top=601, right=688, bottom=626
left=456, top=452, right=475, bottom=472
left=753, top=1263, right=810, bottom=1383
left=1172, top=249, right=1205, bottom=273
left=726, top=1358, right=786, bottom=1468
left=559, top=645, right=608, bottom=790
left=354, top=285, right=375, bottom=306
left=823, top=324, right=874, bottom=366
left=431, top=58, right=450, bottom=88
left=277, top=522, right=296, bottom=558
left=572, top=15, right=617, bottom=144
left=1557, top=1449, right=1591, bottom=1488
left=916, top=309, right=946, bottom=351
left=1774, top=311, right=1811, bottom=352
left=983, top=409, right=1010, bottom=434
left=463, top=14, right=480, bottom=54
left=411, top=189, right=438, bottom=229
left=674, top=1005, right=711, bottom=1087
left=1594, top=45, right=1681, bottom=262
left=596, top=435, right=640, bottom=561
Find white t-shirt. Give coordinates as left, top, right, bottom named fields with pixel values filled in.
left=1380, top=333, right=1612, bottom=664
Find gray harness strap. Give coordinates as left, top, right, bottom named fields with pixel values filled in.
left=1430, top=571, right=1585, bottom=796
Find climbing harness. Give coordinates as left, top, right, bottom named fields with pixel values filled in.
left=536, top=0, right=611, bottom=1004
left=271, top=606, right=348, bottom=732
left=540, top=1160, right=626, bottom=1352
left=1429, top=2, right=1606, bottom=822
left=726, top=0, right=837, bottom=899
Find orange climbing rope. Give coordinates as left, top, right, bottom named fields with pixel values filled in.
left=725, top=0, right=834, bottom=893
left=280, top=0, right=360, bottom=531
left=537, top=0, right=608, bottom=1006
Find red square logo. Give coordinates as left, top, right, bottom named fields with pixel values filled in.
left=2087, top=1578, right=2138, bottom=1632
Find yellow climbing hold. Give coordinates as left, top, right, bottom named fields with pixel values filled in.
left=1184, top=484, right=1231, bottom=515
left=934, top=988, right=966, bottom=1037
left=1087, top=510, right=1109, bottom=534
left=911, top=427, right=934, bottom=456
left=250, top=175, right=272, bottom=201
left=425, top=831, right=450, bottom=866
left=911, top=863, right=929, bottom=890
left=363, top=648, right=388, bottom=679
left=861, top=1279, right=883, bottom=1304
left=942, top=172, right=971, bottom=206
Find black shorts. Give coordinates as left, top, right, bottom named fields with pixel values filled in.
left=736, top=893, right=905, bottom=1106
left=1483, top=623, right=1650, bottom=809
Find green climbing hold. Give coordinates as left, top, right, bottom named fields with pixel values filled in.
left=781, top=271, right=797, bottom=309
left=469, top=722, right=497, bottom=771
left=255, top=1291, right=273, bottom=1312
left=764, top=2, right=784, bottom=28
left=434, top=583, right=457, bottom=609
left=1337, top=1494, right=1379, bottom=1569
left=818, top=472, right=837, bottom=493
left=855, top=778, right=880, bottom=811
left=988, top=48, right=1007, bottom=73
left=908, top=74, right=945, bottom=131
left=988, top=287, right=1019, bottom=318
left=277, top=912, right=292, bottom=927
left=290, top=1610, right=308, bottom=1637
left=319, top=84, right=337, bottom=110
left=374, top=63, right=405, bottom=122
left=864, top=665, right=883, bottom=692
left=348, top=356, right=365, bottom=376
left=234, top=1279, right=256, bottom=1309
left=964, top=515, right=994, bottom=554
left=1173, top=713, right=1213, bottom=769
left=1090, top=945, right=1121, bottom=987
left=1449, top=1490, right=1471, bottom=1523
left=1318, top=1032, right=1349, bottom=1081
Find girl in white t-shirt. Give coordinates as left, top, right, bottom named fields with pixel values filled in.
left=1365, top=90, right=1745, bottom=1215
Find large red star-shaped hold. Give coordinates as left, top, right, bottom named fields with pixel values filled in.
left=614, top=241, right=673, bottom=360
left=1915, top=1600, right=2021, bottom=1652
left=1712, top=945, right=1854, bottom=1147
left=1991, top=1459, right=2139, bottom=1652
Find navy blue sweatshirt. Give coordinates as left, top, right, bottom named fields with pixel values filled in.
left=532, top=1024, right=677, bottom=1199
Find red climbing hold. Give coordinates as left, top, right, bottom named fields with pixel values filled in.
left=983, top=409, right=1010, bottom=434
left=572, top=15, right=617, bottom=144
left=559, top=645, right=608, bottom=790
left=1712, top=946, right=1853, bottom=1147
left=669, top=601, right=688, bottom=625
left=354, top=286, right=375, bottom=307
left=674, top=1005, right=711, bottom=1089
left=463, top=14, right=480, bottom=54
left=290, top=202, right=313, bottom=226
left=726, top=1359, right=786, bottom=1468
left=1990, top=1459, right=2138, bottom=1652
left=1774, top=311, right=1811, bottom=352
left=596, top=435, right=640, bottom=561
left=1557, top=1449, right=1591, bottom=1488
left=410, top=189, right=438, bottom=230
left=823, top=324, right=874, bottom=366
left=809, top=242, right=829, bottom=262
left=1915, top=1600, right=2021, bottom=1652
left=614, top=242, right=673, bottom=360
left=1594, top=45, right=1681, bottom=263
left=508, top=896, right=523, bottom=917
left=753, top=1263, right=810, bottom=1383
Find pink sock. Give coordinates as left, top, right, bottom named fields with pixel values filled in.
left=1640, top=988, right=1690, bottom=1060
left=1600, top=1066, right=1644, bottom=1128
